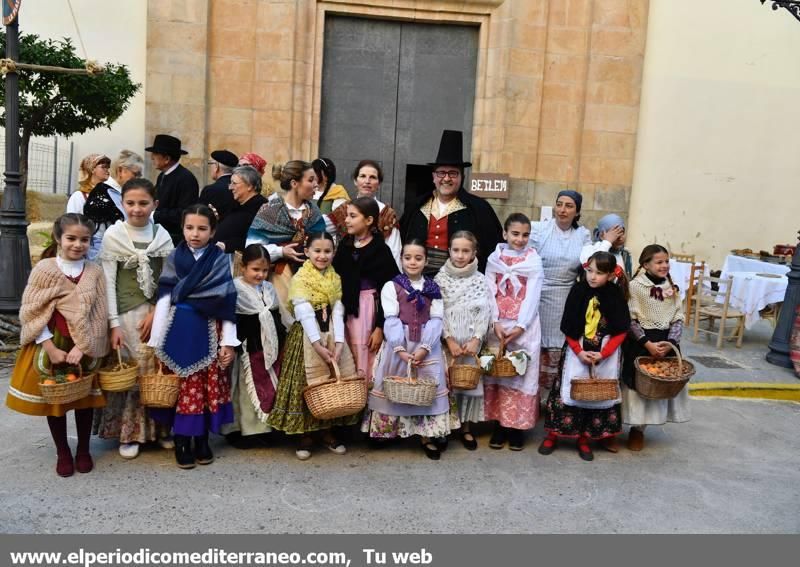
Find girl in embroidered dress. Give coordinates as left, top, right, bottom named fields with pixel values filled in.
left=484, top=213, right=544, bottom=451
left=434, top=230, right=491, bottom=450
left=266, top=232, right=360, bottom=460
left=540, top=251, right=630, bottom=460
left=94, top=178, right=174, bottom=459
left=6, top=214, right=108, bottom=477
left=333, top=197, right=399, bottom=385
left=621, top=245, right=688, bottom=451
left=223, top=244, right=286, bottom=449
left=362, top=239, right=455, bottom=460
left=148, top=204, right=239, bottom=469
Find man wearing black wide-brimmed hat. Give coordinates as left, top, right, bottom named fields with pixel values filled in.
left=146, top=134, right=199, bottom=244
left=199, top=149, right=238, bottom=222
left=400, top=129, right=503, bottom=275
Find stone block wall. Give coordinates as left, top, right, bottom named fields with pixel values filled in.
left=146, top=0, right=649, bottom=225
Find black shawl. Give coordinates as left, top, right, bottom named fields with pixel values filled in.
left=83, top=182, right=124, bottom=234
left=333, top=235, right=399, bottom=327
left=560, top=278, right=631, bottom=341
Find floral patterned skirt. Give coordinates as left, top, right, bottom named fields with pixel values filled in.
left=93, top=304, right=159, bottom=443
left=544, top=366, right=621, bottom=439
left=360, top=404, right=459, bottom=439
left=266, top=322, right=359, bottom=435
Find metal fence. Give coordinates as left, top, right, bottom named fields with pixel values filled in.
left=0, top=133, right=74, bottom=194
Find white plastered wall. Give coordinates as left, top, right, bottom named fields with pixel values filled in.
left=628, top=0, right=800, bottom=269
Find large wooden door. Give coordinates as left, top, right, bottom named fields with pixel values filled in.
left=319, top=16, right=478, bottom=214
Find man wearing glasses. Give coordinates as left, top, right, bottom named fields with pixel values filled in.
left=200, top=149, right=239, bottom=222
left=400, top=129, right=503, bottom=275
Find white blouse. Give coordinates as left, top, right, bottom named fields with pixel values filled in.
left=148, top=245, right=239, bottom=348
left=292, top=299, right=345, bottom=344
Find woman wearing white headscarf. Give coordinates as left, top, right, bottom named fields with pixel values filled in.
left=579, top=213, right=633, bottom=278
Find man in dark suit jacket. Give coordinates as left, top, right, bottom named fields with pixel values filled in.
left=400, top=130, right=503, bottom=275
left=199, top=149, right=238, bottom=222
left=146, top=134, right=199, bottom=244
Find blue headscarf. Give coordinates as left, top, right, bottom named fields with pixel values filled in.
left=594, top=213, right=625, bottom=242
left=556, top=190, right=583, bottom=228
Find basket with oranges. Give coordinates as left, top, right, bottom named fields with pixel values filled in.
left=39, top=364, right=94, bottom=405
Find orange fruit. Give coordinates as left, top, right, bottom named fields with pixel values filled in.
left=42, top=379, right=57, bottom=385
left=65, top=373, right=78, bottom=382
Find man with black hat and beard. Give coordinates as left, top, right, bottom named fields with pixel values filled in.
left=400, top=129, right=503, bottom=275
left=146, top=134, right=200, bottom=244
left=199, top=149, right=238, bottom=222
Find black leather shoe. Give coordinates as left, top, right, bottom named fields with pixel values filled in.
left=422, top=441, right=441, bottom=461
left=434, top=436, right=449, bottom=452
left=460, top=431, right=478, bottom=451
left=508, top=428, right=525, bottom=451
left=174, top=435, right=195, bottom=469
left=489, top=424, right=507, bottom=449
left=194, top=433, right=214, bottom=465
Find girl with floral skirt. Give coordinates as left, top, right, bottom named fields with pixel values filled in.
left=621, top=245, right=688, bottom=451
left=333, top=197, right=399, bottom=385
left=540, top=251, right=630, bottom=461
left=94, top=178, right=174, bottom=459
left=434, top=230, right=491, bottom=450
left=362, top=239, right=456, bottom=460
left=6, top=214, right=108, bottom=476
left=148, top=204, right=239, bottom=469
left=266, top=232, right=360, bottom=460
left=484, top=213, right=543, bottom=451
left=223, top=244, right=286, bottom=449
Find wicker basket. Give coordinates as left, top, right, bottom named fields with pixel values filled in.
left=139, top=361, right=180, bottom=408
left=303, top=360, right=367, bottom=419
left=570, top=362, right=620, bottom=402
left=634, top=343, right=695, bottom=400
left=449, top=354, right=482, bottom=390
left=39, top=364, right=94, bottom=405
left=98, top=349, right=138, bottom=392
left=487, top=341, right=518, bottom=378
left=384, top=361, right=438, bottom=406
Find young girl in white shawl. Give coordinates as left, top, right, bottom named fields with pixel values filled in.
left=484, top=213, right=543, bottom=451
left=223, top=244, right=286, bottom=448
left=95, top=178, right=174, bottom=459
left=434, top=231, right=491, bottom=450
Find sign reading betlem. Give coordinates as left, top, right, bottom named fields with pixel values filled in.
left=468, top=172, right=509, bottom=199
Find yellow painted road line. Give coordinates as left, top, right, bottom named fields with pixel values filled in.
left=689, top=382, right=800, bottom=402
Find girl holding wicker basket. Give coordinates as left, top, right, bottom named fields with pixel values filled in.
left=148, top=204, right=239, bottom=469
left=362, top=239, right=455, bottom=460
left=6, top=214, right=108, bottom=477
left=266, top=232, right=360, bottom=461
left=434, top=230, right=492, bottom=451
left=94, top=178, right=174, bottom=460
left=620, top=245, right=688, bottom=452
left=482, top=213, right=544, bottom=452
left=540, top=251, right=630, bottom=461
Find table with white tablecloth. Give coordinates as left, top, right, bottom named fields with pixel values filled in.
left=721, top=255, right=790, bottom=279
left=717, top=271, right=788, bottom=328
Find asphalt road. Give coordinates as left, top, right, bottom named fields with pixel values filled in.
left=1, top=367, right=797, bottom=534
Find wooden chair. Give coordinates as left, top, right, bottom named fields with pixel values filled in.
left=759, top=303, right=782, bottom=329
left=671, top=252, right=695, bottom=264
left=684, top=260, right=706, bottom=326
left=693, top=274, right=745, bottom=348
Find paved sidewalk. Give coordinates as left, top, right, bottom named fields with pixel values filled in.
left=682, top=319, right=797, bottom=384
left=0, top=361, right=798, bottom=534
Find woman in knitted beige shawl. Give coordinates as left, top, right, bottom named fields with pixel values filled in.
left=5, top=214, right=109, bottom=478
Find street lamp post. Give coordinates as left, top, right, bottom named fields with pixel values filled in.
left=0, top=14, right=31, bottom=313
left=766, top=231, right=800, bottom=369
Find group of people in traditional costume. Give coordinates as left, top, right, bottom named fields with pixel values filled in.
left=6, top=130, right=690, bottom=476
